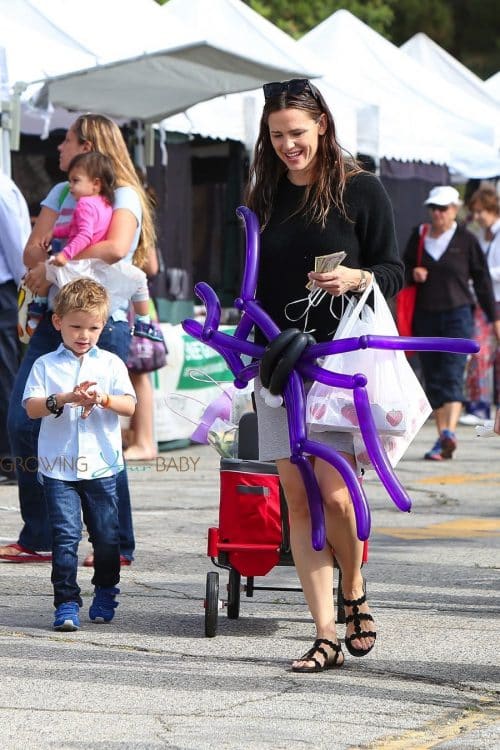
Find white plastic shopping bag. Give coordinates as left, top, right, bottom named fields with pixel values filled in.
left=306, top=280, right=431, bottom=469
left=45, top=258, right=145, bottom=313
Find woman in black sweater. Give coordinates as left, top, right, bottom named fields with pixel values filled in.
left=403, top=185, right=499, bottom=461
left=246, top=79, right=403, bottom=672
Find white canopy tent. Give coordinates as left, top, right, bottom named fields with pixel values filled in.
left=401, top=33, right=500, bottom=113
left=0, top=0, right=323, bottom=174
left=161, top=79, right=367, bottom=157
left=0, top=0, right=97, bottom=84
left=0, top=0, right=100, bottom=173
left=30, top=0, right=323, bottom=123
left=153, top=0, right=364, bottom=155
left=485, top=72, right=500, bottom=104
left=299, top=10, right=500, bottom=178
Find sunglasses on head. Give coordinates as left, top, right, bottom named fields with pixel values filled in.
left=263, top=78, right=316, bottom=100
left=428, top=204, right=451, bottom=212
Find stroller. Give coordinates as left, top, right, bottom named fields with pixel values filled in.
left=204, top=412, right=368, bottom=637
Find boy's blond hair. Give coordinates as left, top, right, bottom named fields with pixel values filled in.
left=53, top=279, right=110, bottom=322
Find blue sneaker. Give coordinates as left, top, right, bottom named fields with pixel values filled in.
left=440, top=429, right=457, bottom=459
left=54, top=602, right=80, bottom=631
left=424, top=438, right=443, bottom=461
left=89, top=586, right=120, bottom=623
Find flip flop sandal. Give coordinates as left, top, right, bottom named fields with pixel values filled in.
left=0, top=543, right=52, bottom=563
left=83, top=554, right=132, bottom=568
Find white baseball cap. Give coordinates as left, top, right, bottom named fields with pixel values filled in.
left=424, top=186, right=462, bottom=206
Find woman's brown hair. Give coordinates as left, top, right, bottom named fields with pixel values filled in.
left=468, top=186, right=500, bottom=216
left=71, top=114, right=156, bottom=268
left=245, top=81, right=363, bottom=228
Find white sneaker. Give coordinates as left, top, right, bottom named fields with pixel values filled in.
left=459, top=413, right=485, bottom=426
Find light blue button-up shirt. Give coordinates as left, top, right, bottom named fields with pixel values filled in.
left=23, top=344, right=136, bottom=481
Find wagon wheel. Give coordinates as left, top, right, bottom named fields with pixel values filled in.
left=227, top=568, right=241, bottom=619
left=205, top=571, right=219, bottom=637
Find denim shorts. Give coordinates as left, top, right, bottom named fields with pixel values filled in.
left=414, top=305, right=473, bottom=409
left=97, top=318, right=132, bottom=364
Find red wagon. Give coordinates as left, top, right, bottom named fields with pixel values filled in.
left=204, top=416, right=368, bottom=637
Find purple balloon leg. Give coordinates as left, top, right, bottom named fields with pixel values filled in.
left=235, top=361, right=260, bottom=385
left=353, top=385, right=412, bottom=513
left=193, top=281, right=221, bottom=334
left=299, top=361, right=366, bottom=390
left=234, top=312, right=255, bottom=344
left=236, top=206, right=260, bottom=300
left=304, top=335, right=478, bottom=360
left=182, top=319, right=243, bottom=378
left=284, top=372, right=326, bottom=550
left=208, top=329, right=262, bottom=359
left=363, top=335, right=479, bottom=354
left=302, top=439, right=371, bottom=541
left=243, top=299, right=281, bottom=342
left=291, top=454, right=326, bottom=550
left=304, top=338, right=372, bottom=359
left=283, top=371, right=307, bottom=445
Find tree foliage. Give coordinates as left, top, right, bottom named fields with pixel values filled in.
left=247, top=0, right=394, bottom=38
left=389, top=0, right=500, bottom=77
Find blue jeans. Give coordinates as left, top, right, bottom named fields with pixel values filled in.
left=43, top=475, right=120, bottom=607
left=414, top=305, right=473, bottom=410
left=7, top=313, right=135, bottom=557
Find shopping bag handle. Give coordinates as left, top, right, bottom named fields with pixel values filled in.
left=337, top=277, right=374, bottom=339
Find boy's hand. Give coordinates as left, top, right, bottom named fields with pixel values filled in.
left=72, top=381, right=108, bottom=419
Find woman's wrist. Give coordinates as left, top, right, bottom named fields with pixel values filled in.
left=353, top=269, right=371, bottom=292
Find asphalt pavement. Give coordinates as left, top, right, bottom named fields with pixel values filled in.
left=0, top=419, right=499, bottom=750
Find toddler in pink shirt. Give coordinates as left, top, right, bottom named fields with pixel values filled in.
left=26, top=153, right=155, bottom=343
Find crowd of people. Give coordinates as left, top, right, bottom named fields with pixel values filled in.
left=0, top=92, right=499, bottom=671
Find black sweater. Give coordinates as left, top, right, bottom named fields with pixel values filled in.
left=255, top=172, right=404, bottom=344
left=403, top=224, right=497, bottom=322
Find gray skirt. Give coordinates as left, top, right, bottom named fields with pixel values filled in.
left=254, top=377, right=355, bottom=462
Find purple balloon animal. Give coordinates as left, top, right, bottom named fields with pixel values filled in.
left=182, top=206, right=478, bottom=550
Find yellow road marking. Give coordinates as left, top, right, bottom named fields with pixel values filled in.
left=359, top=699, right=500, bottom=749
left=416, top=472, right=500, bottom=485
left=375, top=517, right=500, bottom=540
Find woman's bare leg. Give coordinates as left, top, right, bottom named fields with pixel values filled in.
left=123, top=372, right=158, bottom=460
left=435, top=402, right=462, bottom=434
left=277, top=457, right=341, bottom=669
left=314, top=456, right=375, bottom=653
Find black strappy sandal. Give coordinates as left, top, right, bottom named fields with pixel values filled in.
left=291, top=638, right=344, bottom=673
left=343, top=593, right=377, bottom=657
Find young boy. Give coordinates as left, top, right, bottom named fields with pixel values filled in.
left=22, top=278, right=136, bottom=631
